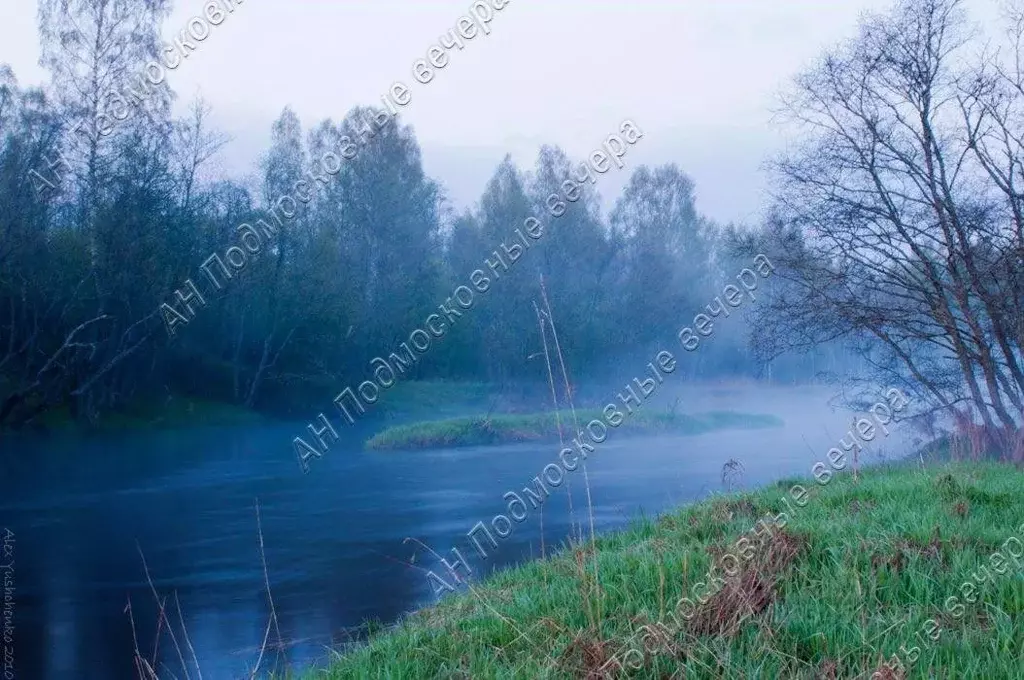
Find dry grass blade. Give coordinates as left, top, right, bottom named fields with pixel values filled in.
left=687, top=530, right=805, bottom=638
left=125, top=596, right=154, bottom=680
left=250, top=499, right=284, bottom=679
left=173, top=591, right=203, bottom=680
left=136, top=542, right=192, bottom=680
left=534, top=298, right=565, bottom=555
left=539, top=275, right=603, bottom=625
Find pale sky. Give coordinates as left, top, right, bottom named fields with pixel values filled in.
left=0, top=0, right=1007, bottom=224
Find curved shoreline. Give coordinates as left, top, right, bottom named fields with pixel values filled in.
left=297, top=460, right=1024, bottom=678
left=365, top=409, right=784, bottom=450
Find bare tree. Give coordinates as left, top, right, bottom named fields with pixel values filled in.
left=751, top=0, right=1023, bottom=454
left=38, top=0, right=171, bottom=232
left=175, top=98, right=229, bottom=214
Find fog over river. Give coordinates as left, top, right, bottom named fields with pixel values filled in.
left=0, top=382, right=916, bottom=678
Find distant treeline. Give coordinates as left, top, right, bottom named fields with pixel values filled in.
left=0, top=2, right=847, bottom=429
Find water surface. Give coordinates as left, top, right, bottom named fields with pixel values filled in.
left=0, top=383, right=913, bottom=678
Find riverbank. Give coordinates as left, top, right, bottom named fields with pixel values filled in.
left=300, top=460, right=1024, bottom=678
left=26, top=397, right=264, bottom=434
left=365, top=409, right=784, bottom=450
left=3, top=380, right=496, bottom=434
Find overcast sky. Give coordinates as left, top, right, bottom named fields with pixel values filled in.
left=0, top=0, right=1007, bottom=224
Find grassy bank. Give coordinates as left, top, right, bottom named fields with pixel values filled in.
left=365, top=410, right=784, bottom=450
left=30, top=397, right=263, bottom=433
left=303, top=462, right=1024, bottom=678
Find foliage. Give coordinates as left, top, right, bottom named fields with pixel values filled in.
left=0, top=1, right=872, bottom=435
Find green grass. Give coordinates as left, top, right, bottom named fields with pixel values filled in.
left=365, top=410, right=784, bottom=451
left=295, top=461, right=1024, bottom=678
left=912, top=434, right=1015, bottom=465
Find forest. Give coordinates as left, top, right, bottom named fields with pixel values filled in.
left=0, top=1, right=843, bottom=431
left=1, top=0, right=1022, bottom=458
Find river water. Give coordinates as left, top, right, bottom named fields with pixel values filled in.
left=0, top=382, right=915, bottom=679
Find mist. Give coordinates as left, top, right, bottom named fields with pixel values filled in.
left=1, top=0, right=1023, bottom=678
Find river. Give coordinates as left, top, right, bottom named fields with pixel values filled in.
left=0, top=382, right=916, bottom=679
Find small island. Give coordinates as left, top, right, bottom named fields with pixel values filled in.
left=365, top=409, right=784, bottom=451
